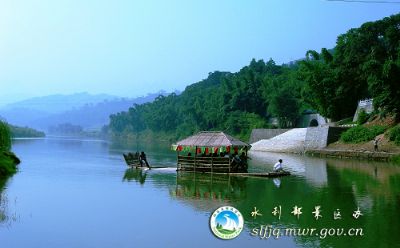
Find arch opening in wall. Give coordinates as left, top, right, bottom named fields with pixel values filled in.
left=309, top=119, right=319, bottom=127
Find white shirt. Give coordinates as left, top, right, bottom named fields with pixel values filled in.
left=274, top=162, right=282, bottom=171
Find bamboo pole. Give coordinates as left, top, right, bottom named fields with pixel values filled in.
left=211, top=152, right=214, bottom=174
left=194, top=146, right=197, bottom=173
left=177, top=150, right=179, bottom=170
left=228, top=151, right=231, bottom=174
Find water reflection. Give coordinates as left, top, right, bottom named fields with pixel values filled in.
left=123, top=168, right=149, bottom=185
left=3, top=138, right=400, bottom=248
left=0, top=178, right=7, bottom=224
left=0, top=177, right=18, bottom=228
left=249, top=151, right=328, bottom=187
left=173, top=172, right=248, bottom=201
left=122, top=153, right=400, bottom=248
left=273, top=178, right=281, bottom=188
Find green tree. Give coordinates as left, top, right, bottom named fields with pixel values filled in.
left=268, top=89, right=300, bottom=128
left=0, top=121, right=11, bottom=151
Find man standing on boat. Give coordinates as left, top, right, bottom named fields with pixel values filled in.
left=139, top=151, right=151, bottom=169
left=273, top=159, right=283, bottom=172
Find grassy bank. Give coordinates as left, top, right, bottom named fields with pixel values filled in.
left=340, top=125, right=387, bottom=143
left=0, top=121, right=19, bottom=177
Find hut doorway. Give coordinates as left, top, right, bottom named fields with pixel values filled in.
left=309, top=119, right=319, bottom=127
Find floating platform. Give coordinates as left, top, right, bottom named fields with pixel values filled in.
left=229, top=171, right=291, bottom=178
left=177, top=170, right=291, bottom=178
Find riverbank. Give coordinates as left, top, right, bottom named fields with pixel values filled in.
left=305, top=149, right=398, bottom=162
left=305, top=134, right=400, bottom=162
left=0, top=151, right=20, bottom=177
left=0, top=121, right=20, bottom=177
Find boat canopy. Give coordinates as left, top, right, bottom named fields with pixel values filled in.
left=171, top=131, right=251, bottom=153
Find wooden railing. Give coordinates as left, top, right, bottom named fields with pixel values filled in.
left=177, top=155, right=231, bottom=172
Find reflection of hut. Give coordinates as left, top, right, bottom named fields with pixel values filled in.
left=171, top=131, right=251, bottom=173
left=172, top=172, right=247, bottom=201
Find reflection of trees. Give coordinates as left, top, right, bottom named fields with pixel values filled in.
left=325, top=158, right=400, bottom=199
left=0, top=178, right=5, bottom=222
left=0, top=178, right=10, bottom=225
left=239, top=163, right=400, bottom=248
left=320, top=162, right=400, bottom=248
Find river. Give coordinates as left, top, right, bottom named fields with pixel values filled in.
left=0, top=138, right=399, bottom=248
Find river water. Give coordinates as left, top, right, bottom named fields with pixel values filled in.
left=0, top=138, right=399, bottom=248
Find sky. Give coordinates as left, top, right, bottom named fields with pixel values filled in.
left=0, top=0, right=399, bottom=105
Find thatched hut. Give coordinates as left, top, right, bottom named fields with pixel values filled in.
left=171, top=131, right=251, bottom=173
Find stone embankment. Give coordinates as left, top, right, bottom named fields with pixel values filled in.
left=250, top=127, right=347, bottom=153
left=251, top=128, right=308, bottom=153
left=305, top=149, right=396, bottom=162
left=250, top=126, right=346, bottom=153
left=250, top=127, right=398, bottom=161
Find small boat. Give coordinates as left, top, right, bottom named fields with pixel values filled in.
left=216, top=170, right=291, bottom=178
left=123, top=152, right=140, bottom=167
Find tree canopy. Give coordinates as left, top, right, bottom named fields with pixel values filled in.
left=109, top=13, right=400, bottom=141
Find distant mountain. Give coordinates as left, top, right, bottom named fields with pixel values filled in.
left=2, top=92, right=118, bottom=114
left=0, top=91, right=179, bottom=132
left=40, top=97, right=157, bottom=130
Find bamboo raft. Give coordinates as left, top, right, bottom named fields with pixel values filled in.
left=227, top=171, right=291, bottom=178
left=123, top=153, right=140, bottom=167
left=185, top=170, right=291, bottom=178
left=177, top=155, right=290, bottom=177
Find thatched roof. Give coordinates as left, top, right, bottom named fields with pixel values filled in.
left=174, top=131, right=250, bottom=148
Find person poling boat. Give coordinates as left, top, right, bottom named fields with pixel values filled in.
left=139, top=151, right=151, bottom=169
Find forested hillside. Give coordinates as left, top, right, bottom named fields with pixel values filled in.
left=109, top=14, right=400, bottom=142
left=110, top=61, right=306, bottom=141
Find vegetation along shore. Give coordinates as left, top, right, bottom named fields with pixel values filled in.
left=108, top=14, right=400, bottom=160
left=307, top=117, right=400, bottom=163
left=0, top=121, right=20, bottom=178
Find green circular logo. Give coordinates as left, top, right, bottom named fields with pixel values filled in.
left=210, top=206, right=244, bottom=239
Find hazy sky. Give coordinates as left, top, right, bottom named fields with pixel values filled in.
left=0, top=0, right=399, bottom=105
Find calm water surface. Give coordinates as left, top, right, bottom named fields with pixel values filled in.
left=0, top=138, right=399, bottom=248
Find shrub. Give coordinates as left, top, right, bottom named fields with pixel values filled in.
left=341, top=125, right=387, bottom=143
left=0, top=152, right=17, bottom=177
left=357, top=109, right=369, bottom=125
left=387, top=125, right=400, bottom=145
left=0, top=121, right=18, bottom=177
left=0, top=121, right=11, bottom=151
left=337, top=117, right=354, bottom=125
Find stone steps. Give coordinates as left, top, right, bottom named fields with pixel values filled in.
left=250, top=128, right=308, bottom=153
